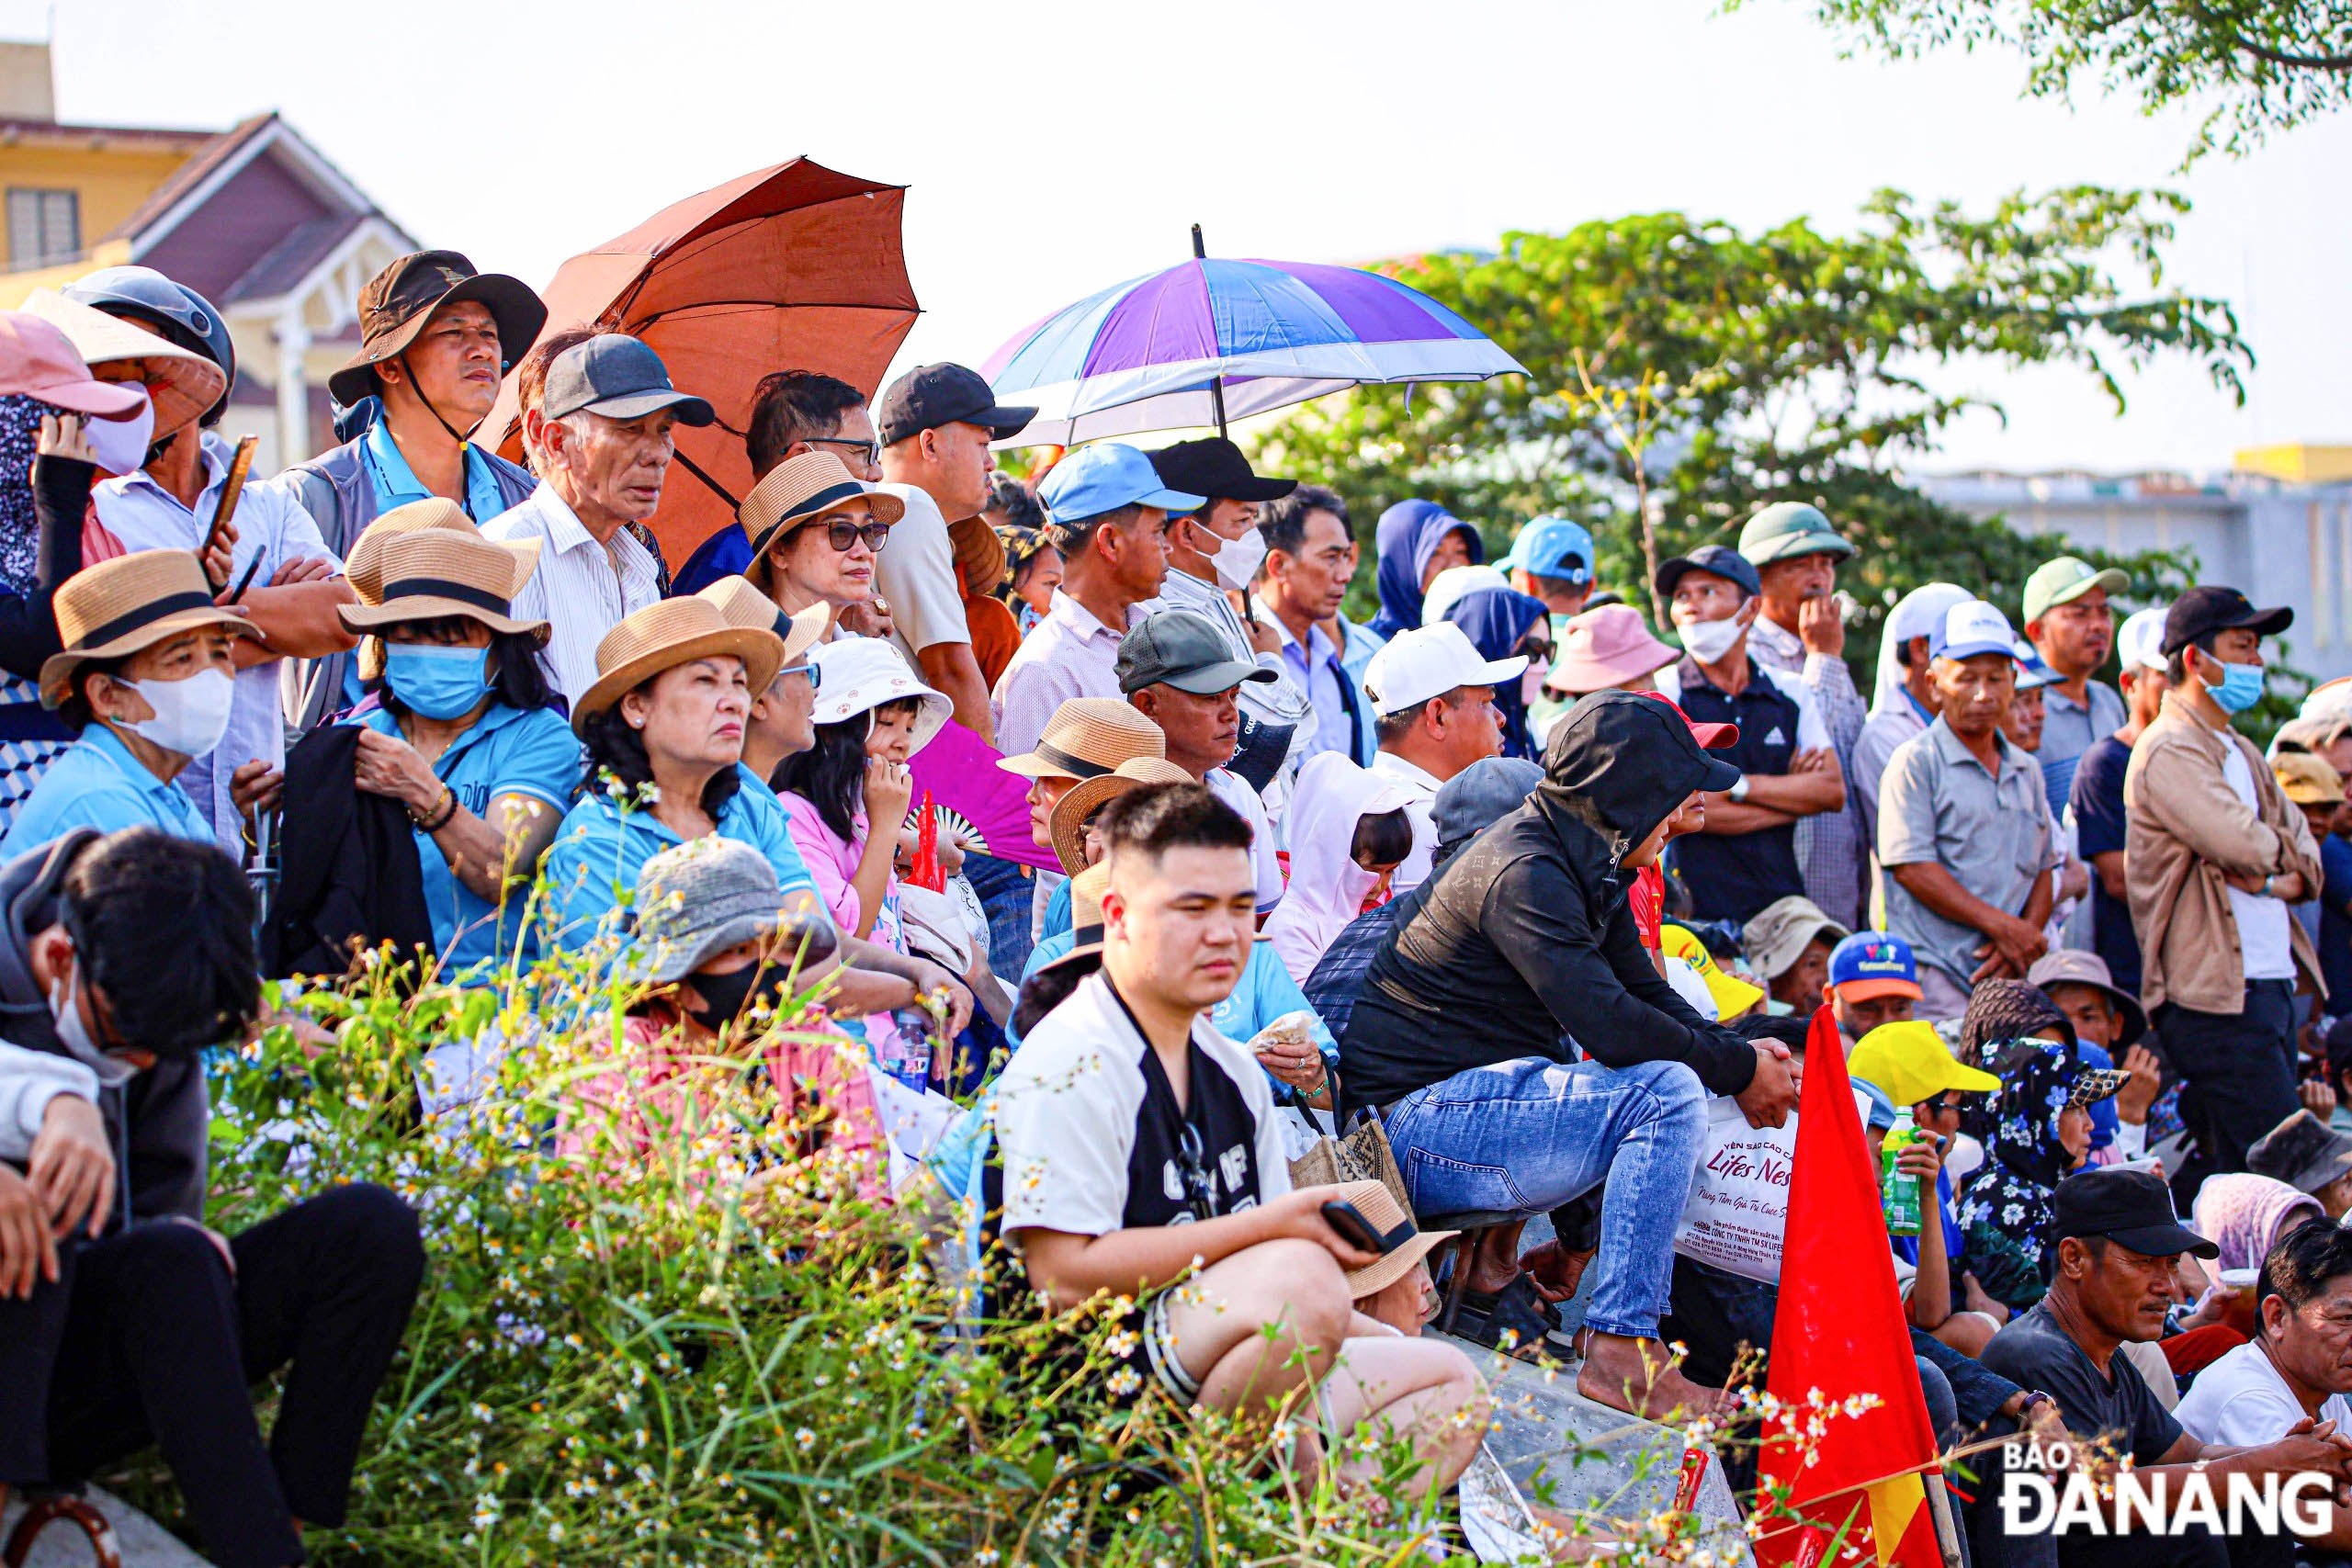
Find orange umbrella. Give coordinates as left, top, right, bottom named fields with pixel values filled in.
left=480, top=157, right=919, bottom=567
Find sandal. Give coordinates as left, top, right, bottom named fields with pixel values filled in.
left=1455, top=1273, right=1563, bottom=1360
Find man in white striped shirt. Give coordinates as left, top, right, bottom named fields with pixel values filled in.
left=486, top=335, right=715, bottom=704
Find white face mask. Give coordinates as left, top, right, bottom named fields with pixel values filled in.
left=119, top=666, right=235, bottom=759
left=85, top=389, right=156, bottom=478
left=1207, top=525, right=1269, bottom=592
left=50, top=955, right=131, bottom=1086
left=1678, top=611, right=1747, bottom=665
left=1521, top=653, right=1551, bottom=706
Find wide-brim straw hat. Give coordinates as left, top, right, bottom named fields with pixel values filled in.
left=572, top=597, right=785, bottom=734
left=698, top=575, right=831, bottom=670
left=998, top=695, right=1165, bottom=782
left=19, top=288, right=226, bottom=440
left=345, top=498, right=485, bottom=605
left=1327, top=1178, right=1458, bottom=1300
left=809, top=637, right=952, bottom=757
left=613, top=836, right=836, bottom=988
left=1031, top=861, right=1114, bottom=983
left=741, top=450, right=906, bottom=564
left=1049, top=757, right=1193, bottom=874
left=39, top=549, right=259, bottom=706
left=339, top=527, right=549, bottom=642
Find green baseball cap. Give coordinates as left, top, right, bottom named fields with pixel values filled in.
left=2022, top=557, right=2128, bottom=626
left=1737, top=502, right=1855, bottom=567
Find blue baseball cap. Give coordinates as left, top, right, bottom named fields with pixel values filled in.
left=1498, top=516, right=1594, bottom=584
left=1855, top=1077, right=1900, bottom=1133
left=1039, top=443, right=1205, bottom=528
left=1828, top=931, right=1923, bottom=1001
left=2012, top=637, right=2061, bottom=691
left=1929, top=600, right=2018, bottom=663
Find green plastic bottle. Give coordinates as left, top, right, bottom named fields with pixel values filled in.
left=1881, top=1109, right=1923, bottom=1236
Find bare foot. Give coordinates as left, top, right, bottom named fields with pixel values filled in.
left=1576, top=1332, right=1727, bottom=1420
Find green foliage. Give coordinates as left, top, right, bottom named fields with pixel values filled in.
left=1744, top=0, right=2352, bottom=161
left=1252, top=189, right=2243, bottom=668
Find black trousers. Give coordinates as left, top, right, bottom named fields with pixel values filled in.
left=0, top=1183, right=423, bottom=1568
left=2155, top=978, right=2301, bottom=1174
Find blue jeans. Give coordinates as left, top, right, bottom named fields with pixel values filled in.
left=963, top=853, right=1034, bottom=981
left=1382, top=1055, right=1706, bottom=1340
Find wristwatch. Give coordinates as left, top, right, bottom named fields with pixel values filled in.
left=1727, top=774, right=1751, bottom=804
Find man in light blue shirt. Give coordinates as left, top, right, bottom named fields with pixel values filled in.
left=1259, top=484, right=1377, bottom=765
left=4, top=551, right=260, bottom=857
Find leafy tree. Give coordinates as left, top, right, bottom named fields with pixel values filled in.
left=1741, top=0, right=2352, bottom=160
left=1250, top=186, right=2251, bottom=678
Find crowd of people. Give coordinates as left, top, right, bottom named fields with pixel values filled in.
left=0, top=245, right=2347, bottom=1566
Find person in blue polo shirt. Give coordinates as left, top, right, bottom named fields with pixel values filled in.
left=1825, top=930, right=1928, bottom=1053
left=334, top=516, right=582, bottom=980
left=3, top=549, right=258, bottom=856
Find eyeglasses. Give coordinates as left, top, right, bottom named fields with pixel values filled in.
left=1928, top=1094, right=1970, bottom=1115
left=790, top=517, right=892, bottom=554
left=808, top=435, right=882, bottom=468
left=776, top=660, right=820, bottom=689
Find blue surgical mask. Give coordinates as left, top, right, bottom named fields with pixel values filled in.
left=386, top=643, right=492, bottom=719
left=2206, top=652, right=2267, bottom=715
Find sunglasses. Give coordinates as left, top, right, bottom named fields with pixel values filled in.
left=786, top=516, right=891, bottom=554
left=776, top=660, right=821, bottom=689
left=808, top=435, right=882, bottom=468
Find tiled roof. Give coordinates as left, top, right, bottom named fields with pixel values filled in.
left=223, top=209, right=367, bottom=303
left=97, top=111, right=277, bottom=243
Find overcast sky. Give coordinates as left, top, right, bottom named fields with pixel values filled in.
left=27, top=0, right=2348, bottom=477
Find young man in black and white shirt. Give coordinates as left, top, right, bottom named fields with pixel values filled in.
left=991, top=784, right=1486, bottom=1497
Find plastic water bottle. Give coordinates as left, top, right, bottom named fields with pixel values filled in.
left=886, top=1008, right=933, bottom=1095
left=1881, top=1109, right=1923, bottom=1235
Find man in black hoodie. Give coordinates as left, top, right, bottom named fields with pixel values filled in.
left=0, top=829, right=423, bottom=1568
left=1341, top=690, right=1802, bottom=1418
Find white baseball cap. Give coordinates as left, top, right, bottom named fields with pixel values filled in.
left=1886, top=582, right=1973, bottom=646
left=1930, top=600, right=2017, bottom=662
left=2116, top=604, right=2168, bottom=674
left=1362, top=623, right=1529, bottom=716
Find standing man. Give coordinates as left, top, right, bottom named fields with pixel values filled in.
left=1878, top=601, right=2053, bottom=1021
left=1260, top=484, right=1376, bottom=765
left=1651, top=544, right=1845, bottom=926
left=1738, top=502, right=1867, bottom=927
left=485, top=335, right=713, bottom=705
left=2022, top=556, right=2129, bottom=816
left=2070, top=606, right=2169, bottom=997
left=993, top=445, right=1192, bottom=768
left=2128, top=587, right=2324, bottom=1174
left=673, top=369, right=878, bottom=594
left=1498, top=515, right=1595, bottom=627
left=1361, top=624, right=1521, bottom=896
left=874, top=364, right=1035, bottom=743
left=1854, top=583, right=1973, bottom=869
left=1117, top=612, right=1286, bottom=915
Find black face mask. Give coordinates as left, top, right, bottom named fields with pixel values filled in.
left=684, top=962, right=793, bottom=1033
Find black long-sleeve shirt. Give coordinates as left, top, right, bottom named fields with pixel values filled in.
left=0, top=455, right=93, bottom=682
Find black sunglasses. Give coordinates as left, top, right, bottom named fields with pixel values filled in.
left=787, top=516, right=892, bottom=554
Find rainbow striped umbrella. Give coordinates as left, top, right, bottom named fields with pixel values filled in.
left=980, top=244, right=1524, bottom=446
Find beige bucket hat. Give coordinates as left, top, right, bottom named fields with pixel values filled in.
left=1047, top=756, right=1193, bottom=875
left=997, top=696, right=1166, bottom=783
left=338, top=528, right=548, bottom=641
left=573, top=597, right=784, bottom=733
left=697, top=575, right=830, bottom=671
left=40, top=550, right=259, bottom=706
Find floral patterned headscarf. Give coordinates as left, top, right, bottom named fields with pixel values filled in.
left=1955, top=1039, right=2086, bottom=1282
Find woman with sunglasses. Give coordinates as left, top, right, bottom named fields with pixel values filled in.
left=739, top=450, right=900, bottom=638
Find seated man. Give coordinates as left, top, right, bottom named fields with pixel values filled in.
left=1979, top=1168, right=2352, bottom=1568
left=992, top=786, right=1487, bottom=1499
left=1826, top=930, right=1926, bottom=1053
left=0, top=829, right=424, bottom=1568
left=1340, top=690, right=1803, bottom=1416
left=1741, top=894, right=1848, bottom=1016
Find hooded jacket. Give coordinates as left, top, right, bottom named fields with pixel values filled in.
left=1339, top=690, right=1758, bottom=1115
left=1369, top=500, right=1481, bottom=639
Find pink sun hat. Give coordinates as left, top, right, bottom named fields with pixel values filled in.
left=0, top=310, right=151, bottom=420
left=1546, top=603, right=1679, bottom=695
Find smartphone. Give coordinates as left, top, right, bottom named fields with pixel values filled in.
left=1321, top=1200, right=1396, bottom=1255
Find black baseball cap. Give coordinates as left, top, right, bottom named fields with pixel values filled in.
left=542, top=335, right=714, bottom=425
left=1148, top=437, right=1296, bottom=506
left=1654, top=543, right=1761, bottom=602
left=876, top=363, right=1035, bottom=447
left=2161, top=584, right=2292, bottom=657
left=1115, top=610, right=1277, bottom=696
left=2050, top=1167, right=2219, bottom=1259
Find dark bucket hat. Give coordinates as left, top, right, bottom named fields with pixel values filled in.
left=329, top=250, right=548, bottom=405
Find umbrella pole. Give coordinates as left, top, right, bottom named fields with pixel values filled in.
left=1193, top=223, right=1229, bottom=439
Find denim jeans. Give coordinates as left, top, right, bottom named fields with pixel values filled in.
left=1382, top=1055, right=1706, bottom=1340
left=963, top=852, right=1034, bottom=981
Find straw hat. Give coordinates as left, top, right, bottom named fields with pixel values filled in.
left=19, top=288, right=226, bottom=439
left=1326, top=1179, right=1458, bottom=1301
left=1048, top=756, right=1193, bottom=874
left=339, top=528, right=549, bottom=641
left=1031, top=861, right=1114, bottom=983
left=741, top=450, right=906, bottom=566
left=697, top=575, right=830, bottom=671
left=571, top=597, right=785, bottom=734
left=998, top=696, right=1165, bottom=782
left=808, top=637, right=952, bottom=757
left=40, top=550, right=260, bottom=706
left=345, top=498, right=482, bottom=605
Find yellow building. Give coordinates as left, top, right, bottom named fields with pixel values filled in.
left=0, top=40, right=415, bottom=472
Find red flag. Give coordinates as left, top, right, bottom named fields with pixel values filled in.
left=908, top=789, right=945, bottom=893
left=1755, top=1006, right=1944, bottom=1568
left=904, top=720, right=1061, bottom=873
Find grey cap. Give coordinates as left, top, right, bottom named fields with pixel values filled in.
left=543, top=333, right=716, bottom=426
left=616, top=838, right=834, bottom=987
left=1115, top=609, right=1277, bottom=696
left=1432, top=756, right=1543, bottom=851
left=2249, top=1109, right=2352, bottom=1198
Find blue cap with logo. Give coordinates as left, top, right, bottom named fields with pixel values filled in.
left=1929, top=600, right=2018, bottom=663
left=1040, top=443, right=1206, bottom=529
left=1499, top=516, right=1594, bottom=584
left=1828, top=931, right=1924, bottom=1001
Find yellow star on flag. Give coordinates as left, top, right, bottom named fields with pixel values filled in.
left=1861, top=1472, right=1926, bottom=1568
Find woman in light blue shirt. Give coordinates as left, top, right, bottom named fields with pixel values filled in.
left=336, top=524, right=581, bottom=980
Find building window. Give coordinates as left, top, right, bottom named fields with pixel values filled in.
left=6, top=187, right=78, bottom=268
